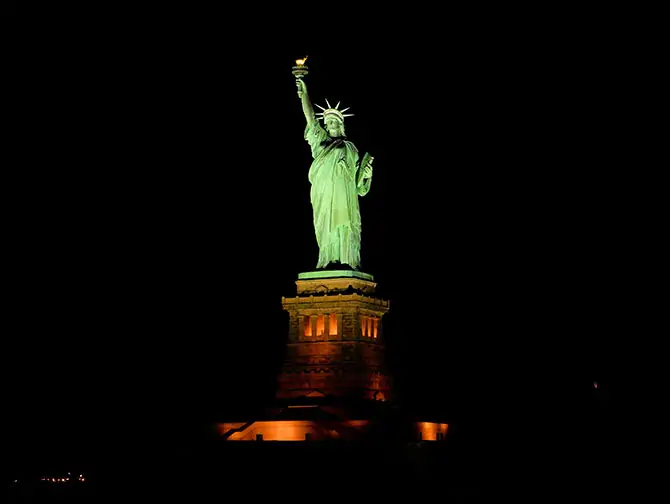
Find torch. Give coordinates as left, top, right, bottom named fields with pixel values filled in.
left=292, top=55, right=309, bottom=82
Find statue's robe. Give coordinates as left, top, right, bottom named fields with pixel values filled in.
left=305, top=121, right=371, bottom=269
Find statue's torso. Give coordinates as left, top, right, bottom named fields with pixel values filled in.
left=309, top=137, right=356, bottom=184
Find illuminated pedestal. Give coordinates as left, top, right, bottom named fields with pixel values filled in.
left=218, top=271, right=448, bottom=441
left=278, top=270, right=391, bottom=401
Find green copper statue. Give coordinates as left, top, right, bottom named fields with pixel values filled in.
left=296, top=77, right=374, bottom=270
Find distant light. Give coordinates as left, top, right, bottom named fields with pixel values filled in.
left=593, top=381, right=598, bottom=389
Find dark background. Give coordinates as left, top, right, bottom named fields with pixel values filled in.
left=7, top=9, right=653, bottom=497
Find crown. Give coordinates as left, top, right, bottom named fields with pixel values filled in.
left=315, top=99, right=354, bottom=123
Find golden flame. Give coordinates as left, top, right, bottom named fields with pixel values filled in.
left=295, top=56, right=308, bottom=66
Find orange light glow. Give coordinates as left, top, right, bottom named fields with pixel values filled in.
left=416, top=422, right=449, bottom=441
left=219, top=420, right=371, bottom=441
left=373, top=318, right=378, bottom=338
left=221, top=421, right=313, bottom=441
left=304, top=315, right=312, bottom=336
left=316, top=314, right=325, bottom=336
left=361, top=315, right=367, bottom=336
left=295, top=56, right=308, bottom=66
left=329, top=313, right=338, bottom=335
left=344, top=420, right=370, bottom=428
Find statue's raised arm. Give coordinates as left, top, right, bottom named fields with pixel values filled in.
left=296, top=79, right=316, bottom=127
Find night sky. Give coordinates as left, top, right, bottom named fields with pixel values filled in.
left=8, top=14, right=646, bottom=490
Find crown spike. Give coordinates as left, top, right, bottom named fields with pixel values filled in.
left=339, top=107, right=350, bottom=113
left=325, top=98, right=332, bottom=108
left=335, top=101, right=341, bottom=109
left=315, top=104, right=327, bottom=111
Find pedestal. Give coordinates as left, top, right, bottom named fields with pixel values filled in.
left=218, top=270, right=449, bottom=442
left=278, top=270, right=392, bottom=401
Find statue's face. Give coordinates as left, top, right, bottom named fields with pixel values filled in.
left=325, top=117, right=344, bottom=137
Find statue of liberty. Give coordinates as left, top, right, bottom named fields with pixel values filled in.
left=296, top=77, right=374, bottom=270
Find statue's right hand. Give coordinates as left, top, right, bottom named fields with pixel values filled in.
left=296, top=79, right=306, bottom=98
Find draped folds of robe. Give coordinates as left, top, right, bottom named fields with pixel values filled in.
left=305, top=121, right=371, bottom=269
